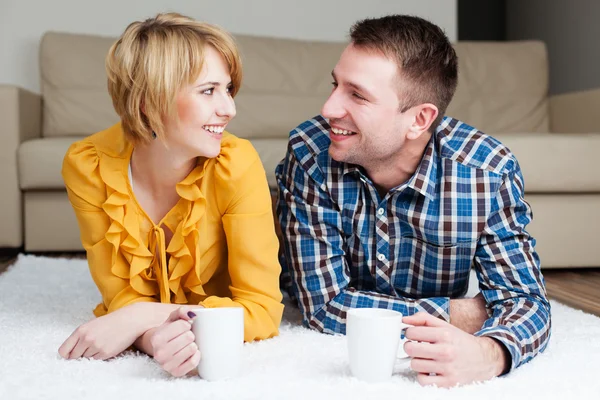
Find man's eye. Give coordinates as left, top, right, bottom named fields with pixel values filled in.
left=331, top=81, right=338, bottom=88
left=352, top=92, right=366, bottom=101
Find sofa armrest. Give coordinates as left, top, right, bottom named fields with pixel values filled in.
left=0, top=84, right=42, bottom=247
left=550, top=87, right=600, bottom=133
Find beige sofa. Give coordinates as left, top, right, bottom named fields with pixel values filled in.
left=1, top=31, right=599, bottom=268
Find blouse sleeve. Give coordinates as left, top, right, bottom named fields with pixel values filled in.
left=62, top=140, right=158, bottom=317
left=201, top=139, right=284, bottom=341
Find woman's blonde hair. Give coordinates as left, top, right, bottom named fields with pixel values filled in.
left=105, top=12, right=242, bottom=143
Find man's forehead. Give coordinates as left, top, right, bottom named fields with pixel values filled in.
left=334, top=46, right=398, bottom=88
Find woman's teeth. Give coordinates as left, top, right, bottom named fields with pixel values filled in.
left=331, top=127, right=356, bottom=136
left=202, top=125, right=225, bottom=134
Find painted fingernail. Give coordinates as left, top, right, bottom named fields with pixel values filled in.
left=187, top=311, right=196, bottom=318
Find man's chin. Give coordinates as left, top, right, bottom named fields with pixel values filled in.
left=328, top=147, right=346, bottom=163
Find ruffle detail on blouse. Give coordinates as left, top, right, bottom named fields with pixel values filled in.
left=165, top=162, right=209, bottom=301
left=98, top=158, right=158, bottom=301
left=97, top=152, right=215, bottom=305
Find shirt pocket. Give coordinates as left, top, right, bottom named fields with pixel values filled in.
left=391, top=237, right=476, bottom=298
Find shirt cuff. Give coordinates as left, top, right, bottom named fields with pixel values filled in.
left=413, top=297, right=451, bottom=322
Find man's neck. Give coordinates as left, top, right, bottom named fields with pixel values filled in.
left=364, top=132, right=432, bottom=196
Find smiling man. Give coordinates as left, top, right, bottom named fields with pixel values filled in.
left=276, top=15, right=551, bottom=387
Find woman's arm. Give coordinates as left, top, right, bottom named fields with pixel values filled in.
left=59, top=302, right=202, bottom=377
left=202, top=142, right=284, bottom=341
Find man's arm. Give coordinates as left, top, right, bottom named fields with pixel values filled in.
left=276, top=135, right=452, bottom=334
left=472, top=164, right=552, bottom=372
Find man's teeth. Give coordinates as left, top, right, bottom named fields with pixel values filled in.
left=331, top=127, right=356, bottom=136
left=203, top=125, right=225, bottom=133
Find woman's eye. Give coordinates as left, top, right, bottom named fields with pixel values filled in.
left=226, top=85, right=234, bottom=94
left=202, top=88, right=214, bottom=95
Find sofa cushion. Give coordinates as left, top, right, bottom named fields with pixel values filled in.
left=18, top=136, right=287, bottom=191
left=18, top=137, right=85, bottom=189
left=40, top=33, right=119, bottom=137
left=40, top=32, right=550, bottom=139
left=39, top=31, right=343, bottom=140
left=448, top=41, right=549, bottom=134
left=492, top=132, right=600, bottom=193
left=226, top=36, right=345, bottom=139
left=249, top=138, right=288, bottom=188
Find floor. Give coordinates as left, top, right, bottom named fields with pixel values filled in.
left=543, top=268, right=600, bottom=316
left=1, top=252, right=599, bottom=317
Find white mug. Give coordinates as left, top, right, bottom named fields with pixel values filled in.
left=346, top=308, right=413, bottom=383
left=191, top=307, right=244, bottom=381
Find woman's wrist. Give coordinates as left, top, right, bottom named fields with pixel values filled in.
left=133, top=326, right=158, bottom=355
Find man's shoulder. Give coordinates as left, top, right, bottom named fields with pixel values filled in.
left=436, top=117, right=518, bottom=175
left=282, top=115, right=340, bottom=184
left=288, top=115, right=332, bottom=160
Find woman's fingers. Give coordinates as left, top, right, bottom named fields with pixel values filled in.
left=67, top=336, right=90, bottom=359
left=151, top=319, right=194, bottom=356
left=58, top=330, right=80, bottom=359
left=162, top=342, right=200, bottom=376
left=82, top=346, right=100, bottom=359
left=161, top=330, right=196, bottom=360
left=170, top=347, right=202, bottom=377
left=166, top=306, right=198, bottom=323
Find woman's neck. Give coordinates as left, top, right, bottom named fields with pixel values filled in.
left=130, top=141, right=198, bottom=194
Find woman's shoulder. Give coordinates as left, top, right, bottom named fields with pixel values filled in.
left=62, top=123, right=128, bottom=199
left=64, top=123, right=128, bottom=161
left=214, top=131, right=262, bottom=180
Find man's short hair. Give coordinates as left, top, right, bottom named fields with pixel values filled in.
left=105, top=12, right=242, bottom=143
left=350, top=15, right=458, bottom=128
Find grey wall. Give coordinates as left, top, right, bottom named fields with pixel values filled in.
left=0, top=0, right=457, bottom=93
left=507, top=0, right=600, bottom=95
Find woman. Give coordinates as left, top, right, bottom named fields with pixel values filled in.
left=58, top=13, right=284, bottom=377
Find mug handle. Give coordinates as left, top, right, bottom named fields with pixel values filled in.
left=396, top=322, right=414, bottom=360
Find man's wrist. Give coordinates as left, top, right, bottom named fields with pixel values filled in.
left=480, top=337, right=511, bottom=377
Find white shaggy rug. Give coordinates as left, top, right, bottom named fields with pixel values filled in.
left=1, top=255, right=599, bottom=400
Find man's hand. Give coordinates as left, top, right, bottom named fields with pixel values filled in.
left=402, top=312, right=508, bottom=388
left=149, top=307, right=201, bottom=377
left=449, top=292, right=489, bottom=334
left=58, top=304, right=145, bottom=360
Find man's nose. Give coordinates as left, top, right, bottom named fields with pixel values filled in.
left=321, top=90, right=345, bottom=120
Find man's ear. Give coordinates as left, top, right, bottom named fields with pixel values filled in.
left=406, top=103, right=438, bottom=140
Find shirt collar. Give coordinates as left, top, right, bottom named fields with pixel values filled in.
left=341, top=135, right=438, bottom=201
left=403, top=135, right=438, bottom=200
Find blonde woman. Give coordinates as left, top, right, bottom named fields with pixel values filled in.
left=59, top=13, right=283, bottom=377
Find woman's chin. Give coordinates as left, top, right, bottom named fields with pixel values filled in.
left=194, top=145, right=221, bottom=159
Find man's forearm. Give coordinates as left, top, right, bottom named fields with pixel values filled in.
left=449, top=294, right=489, bottom=334
left=304, top=287, right=450, bottom=334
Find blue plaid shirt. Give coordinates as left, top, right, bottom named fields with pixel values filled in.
left=276, top=115, right=551, bottom=371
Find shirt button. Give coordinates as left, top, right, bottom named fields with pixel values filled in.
left=377, top=208, right=385, bottom=216
left=377, top=253, right=386, bottom=261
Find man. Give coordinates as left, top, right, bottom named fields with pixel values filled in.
left=276, top=15, right=551, bottom=387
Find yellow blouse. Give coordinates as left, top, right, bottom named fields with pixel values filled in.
left=61, top=123, right=284, bottom=341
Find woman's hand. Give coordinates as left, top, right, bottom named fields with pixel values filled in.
left=150, top=307, right=201, bottom=377
left=58, top=304, right=144, bottom=360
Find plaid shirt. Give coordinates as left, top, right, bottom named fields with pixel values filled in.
left=276, top=115, right=551, bottom=371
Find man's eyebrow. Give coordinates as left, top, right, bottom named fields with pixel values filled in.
left=331, top=70, right=373, bottom=98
